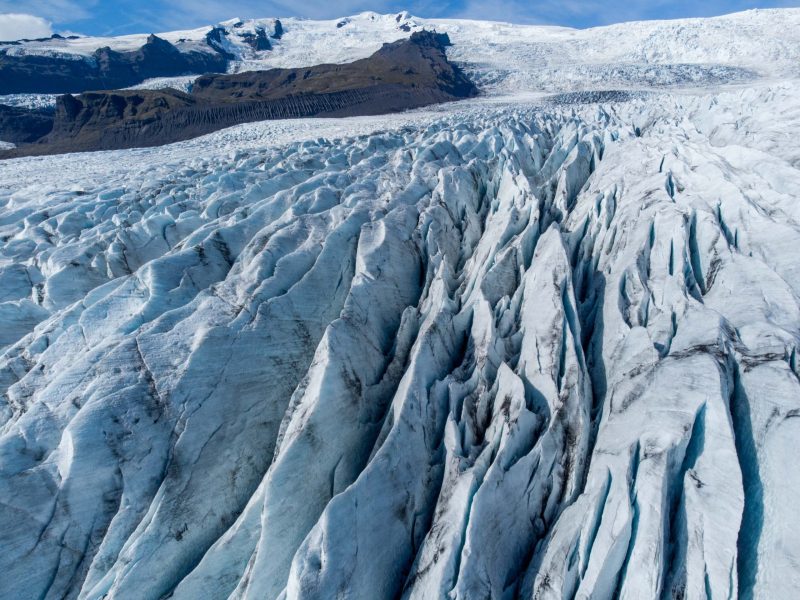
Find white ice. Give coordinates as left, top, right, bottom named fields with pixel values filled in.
left=1, top=9, right=799, bottom=600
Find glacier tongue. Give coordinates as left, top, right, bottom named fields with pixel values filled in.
left=1, top=84, right=800, bottom=599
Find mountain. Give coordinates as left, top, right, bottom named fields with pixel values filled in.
left=3, top=32, right=477, bottom=157
left=0, top=104, right=53, bottom=143
left=0, top=20, right=284, bottom=95
left=4, top=9, right=799, bottom=99
left=0, top=9, right=799, bottom=600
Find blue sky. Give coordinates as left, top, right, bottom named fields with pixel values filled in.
left=1, top=0, right=799, bottom=38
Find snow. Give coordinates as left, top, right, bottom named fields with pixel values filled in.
left=0, top=93, right=58, bottom=109
left=1, top=9, right=800, bottom=600
left=4, top=8, right=800, bottom=94
left=124, top=75, right=198, bottom=93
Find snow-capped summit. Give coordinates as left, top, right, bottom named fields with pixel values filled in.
left=4, top=8, right=800, bottom=99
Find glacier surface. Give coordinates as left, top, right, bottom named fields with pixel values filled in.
left=1, top=9, right=800, bottom=600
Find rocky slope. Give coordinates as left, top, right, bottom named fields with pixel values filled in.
left=3, top=32, right=476, bottom=157
left=0, top=104, right=53, bottom=143
left=0, top=19, right=286, bottom=96
left=0, top=33, right=233, bottom=95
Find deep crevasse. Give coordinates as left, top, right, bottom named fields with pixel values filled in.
left=0, top=87, right=799, bottom=600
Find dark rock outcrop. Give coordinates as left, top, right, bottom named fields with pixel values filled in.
left=272, top=20, right=284, bottom=39
left=204, top=27, right=236, bottom=60
left=0, top=34, right=229, bottom=94
left=239, top=27, right=272, bottom=51
left=0, top=104, right=54, bottom=143
left=190, top=31, right=472, bottom=102
left=43, top=89, right=198, bottom=152
left=0, top=54, right=99, bottom=95
left=4, top=31, right=478, bottom=158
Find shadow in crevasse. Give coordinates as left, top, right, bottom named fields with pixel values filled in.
left=578, top=271, right=607, bottom=463
left=730, top=363, right=764, bottom=600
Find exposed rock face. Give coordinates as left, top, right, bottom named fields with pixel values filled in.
left=0, top=34, right=229, bottom=95
left=240, top=26, right=273, bottom=51
left=272, top=19, right=284, bottom=39
left=205, top=27, right=237, bottom=59
left=191, top=31, right=472, bottom=102
left=102, top=34, right=227, bottom=85
left=4, top=32, right=477, bottom=157
left=41, top=89, right=198, bottom=151
left=0, top=104, right=53, bottom=143
left=0, top=53, right=100, bottom=95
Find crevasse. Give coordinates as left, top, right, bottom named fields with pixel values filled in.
left=0, top=87, right=799, bottom=600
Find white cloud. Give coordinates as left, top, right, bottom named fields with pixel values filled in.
left=0, top=1, right=94, bottom=23
left=0, top=13, right=52, bottom=40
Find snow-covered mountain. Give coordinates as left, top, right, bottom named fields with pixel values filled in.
left=1, top=9, right=800, bottom=600
left=3, top=8, right=800, bottom=103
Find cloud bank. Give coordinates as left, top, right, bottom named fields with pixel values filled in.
left=0, top=13, right=53, bottom=40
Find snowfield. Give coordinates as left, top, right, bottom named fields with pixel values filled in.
left=1, top=9, right=800, bottom=600
left=3, top=7, right=800, bottom=106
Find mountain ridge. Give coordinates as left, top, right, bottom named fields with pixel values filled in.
left=1, top=31, right=477, bottom=157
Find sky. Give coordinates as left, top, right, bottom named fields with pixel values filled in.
left=1, top=0, right=799, bottom=39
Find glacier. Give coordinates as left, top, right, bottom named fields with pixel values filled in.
left=2, top=9, right=800, bottom=600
